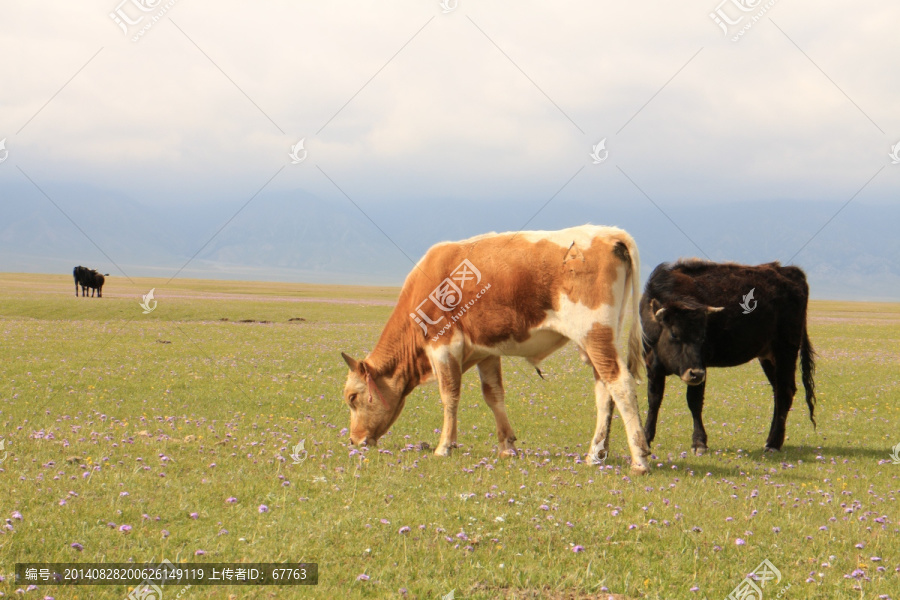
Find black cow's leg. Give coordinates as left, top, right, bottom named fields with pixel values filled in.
left=686, top=380, right=708, bottom=454
left=760, top=358, right=778, bottom=451
left=765, top=351, right=798, bottom=451
left=643, top=369, right=666, bottom=446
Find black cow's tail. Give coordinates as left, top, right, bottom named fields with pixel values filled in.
left=800, top=328, right=816, bottom=428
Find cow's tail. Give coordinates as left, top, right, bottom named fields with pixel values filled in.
left=801, top=326, right=816, bottom=428
left=619, top=233, right=643, bottom=382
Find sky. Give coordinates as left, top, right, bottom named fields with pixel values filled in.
left=1, top=1, right=898, bottom=296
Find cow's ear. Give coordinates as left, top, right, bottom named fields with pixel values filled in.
left=707, top=306, right=725, bottom=314
left=649, top=299, right=666, bottom=322
left=341, top=352, right=359, bottom=371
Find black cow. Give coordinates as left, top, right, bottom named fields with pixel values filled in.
left=640, top=260, right=816, bottom=454
left=73, top=266, right=89, bottom=296
left=88, top=271, right=106, bottom=297
left=73, top=266, right=108, bottom=298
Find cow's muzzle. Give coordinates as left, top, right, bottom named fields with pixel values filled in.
left=681, top=368, right=706, bottom=386
left=349, top=436, right=377, bottom=448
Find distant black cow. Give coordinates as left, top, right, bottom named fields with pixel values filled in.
left=88, top=271, right=106, bottom=297
left=73, top=266, right=108, bottom=298
left=640, top=260, right=816, bottom=454
left=73, top=266, right=89, bottom=296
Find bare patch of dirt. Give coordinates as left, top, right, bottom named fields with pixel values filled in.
left=470, top=584, right=639, bottom=600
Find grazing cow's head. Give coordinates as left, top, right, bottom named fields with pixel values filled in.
left=340, top=352, right=405, bottom=447
left=648, top=299, right=723, bottom=385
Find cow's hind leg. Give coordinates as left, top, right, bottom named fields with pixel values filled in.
left=763, top=351, right=798, bottom=451
left=759, top=358, right=777, bottom=451
left=643, top=368, right=666, bottom=446
left=588, top=379, right=614, bottom=465
left=477, top=356, right=517, bottom=457
left=434, top=353, right=463, bottom=457
left=582, top=329, right=651, bottom=474
left=686, top=380, right=708, bottom=455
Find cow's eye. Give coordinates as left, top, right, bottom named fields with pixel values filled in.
left=348, top=393, right=358, bottom=405
left=670, top=333, right=680, bottom=342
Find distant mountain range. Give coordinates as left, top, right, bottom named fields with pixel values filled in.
left=2, top=181, right=898, bottom=300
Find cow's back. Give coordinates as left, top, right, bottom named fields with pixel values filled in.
left=407, top=225, right=636, bottom=349
left=643, top=260, right=810, bottom=366
left=645, top=260, right=808, bottom=307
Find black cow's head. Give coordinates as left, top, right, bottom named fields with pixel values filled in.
left=648, top=299, right=723, bottom=385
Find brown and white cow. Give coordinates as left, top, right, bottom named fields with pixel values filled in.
left=340, top=225, right=652, bottom=474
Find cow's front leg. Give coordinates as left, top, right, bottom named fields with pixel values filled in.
left=477, top=356, right=518, bottom=457
left=643, top=368, right=666, bottom=446
left=685, top=380, right=708, bottom=455
left=434, top=353, right=462, bottom=457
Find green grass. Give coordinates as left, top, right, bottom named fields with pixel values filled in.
left=1, top=273, right=898, bottom=599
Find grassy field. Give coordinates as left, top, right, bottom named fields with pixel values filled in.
left=1, top=273, right=898, bottom=599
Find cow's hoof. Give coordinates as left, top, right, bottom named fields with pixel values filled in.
left=692, top=446, right=707, bottom=456
left=631, top=462, right=650, bottom=476
left=499, top=448, right=517, bottom=458
left=764, top=446, right=781, bottom=453
left=434, top=446, right=452, bottom=457
left=587, top=442, right=609, bottom=465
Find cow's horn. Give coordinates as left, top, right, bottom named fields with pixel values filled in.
left=707, top=306, right=725, bottom=313
left=340, top=352, right=358, bottom=370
